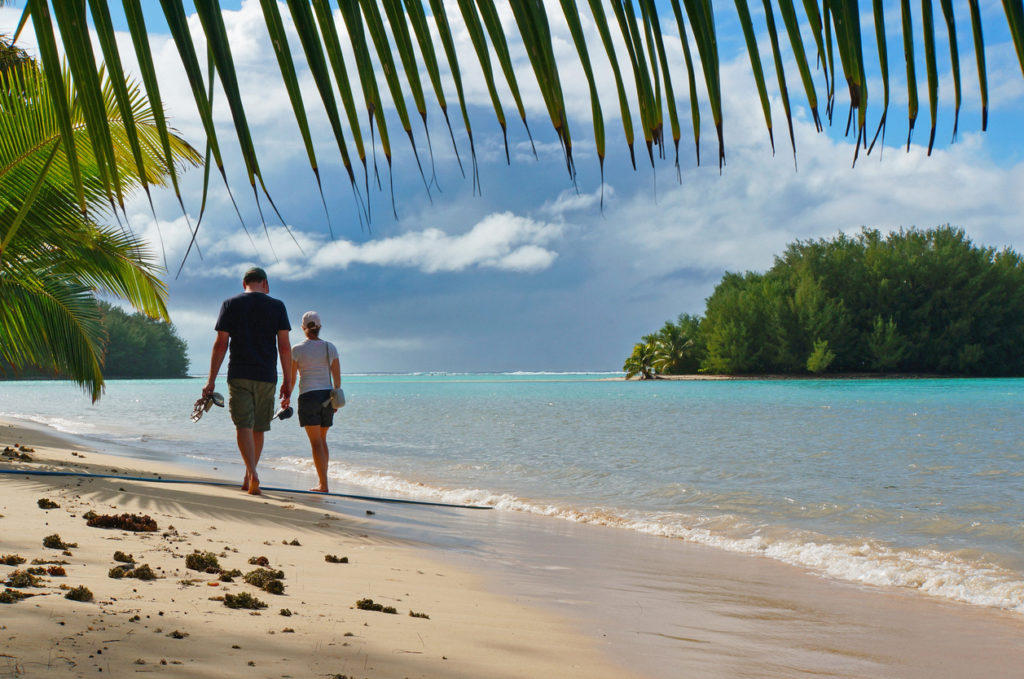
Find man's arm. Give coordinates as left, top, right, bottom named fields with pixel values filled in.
left=203, top=331, right=230, bottom=398
left=286, top=345, right=299, bottom=408
left=277, top=329, right=292, bottom=401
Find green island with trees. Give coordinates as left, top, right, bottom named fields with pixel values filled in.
left=2, top=301, right=189, bottom=380
left=624, top=226, right=1024, bottom=379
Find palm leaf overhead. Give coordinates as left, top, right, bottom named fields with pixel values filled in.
left=0, top=61, right=201, bottom=400
left=4, top=1, right=1024, bottom=235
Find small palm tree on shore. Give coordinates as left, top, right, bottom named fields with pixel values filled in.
left=624, top=334, right=658, bottom=380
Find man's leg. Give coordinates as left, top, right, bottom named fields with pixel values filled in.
left=254, top=430, right=264, bottom=468
left=229, top=379, right=262, bottom=494
left=237, top=427, right=260, bottom=495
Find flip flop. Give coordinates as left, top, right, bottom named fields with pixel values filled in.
left=190, top=392, right=225, bottom=422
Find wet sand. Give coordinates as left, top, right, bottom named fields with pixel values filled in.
left=448, top=509, right=1024, bottom=679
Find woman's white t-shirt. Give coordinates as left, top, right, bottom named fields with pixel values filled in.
left=291, top=339, right=339, bottom=395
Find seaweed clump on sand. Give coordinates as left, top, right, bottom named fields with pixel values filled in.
left=184, top=551, right=221, bottom=573
left=248, top=555, right=270, bottom=566
left=2, top=445, right=33, bottom=461
left=30, top=558, right=68, bottom=565
left=64, top=585, right=93, bottom=602
left=37, top=498, right=60, bottom=509
left=47, top=566, right=66, bottom=576
left=87, top=513, right=158, bottom=532
left=409, top=610, right=430, bottom=619
left=355, top=599, right=397, bottom=614
left=223, top=592, right=267, bottom=610
left=5, top=570, right=42, bottom=588
left=324, top=554, right=348, bottom=564
left=42, top=534, right=76, bottom=550
left=109, top=564, right=158, bottom=581
left=0, top=554, right=26, bottom=566
left=219, top=569, right=243, bottom=582
left=243, top=568, right=285, bottom=595
left=113, top=551, right=135, bottom=563
left=0, top=588, right=34, bottom=603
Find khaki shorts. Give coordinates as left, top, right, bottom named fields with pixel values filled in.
left=228, top=378, right=276, bottom=432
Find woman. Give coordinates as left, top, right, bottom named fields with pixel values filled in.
left=288, top=311, right=341, bottom=492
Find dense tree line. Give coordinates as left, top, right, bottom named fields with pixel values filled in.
left=2, top=302, right=189, bottom=380
left=625, top=227, right=1024, bottom=378
left=97, top=302, right=189, bottom=378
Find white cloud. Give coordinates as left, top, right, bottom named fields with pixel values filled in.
left=305, top=212, right=562, bottom=275
left=342, top=336, right=426, bottom=353
left=179, top=211, right=563, bottom=278
left=538, top=187, right=607, bottom=218
left=166, top=307, right=218, bottom=339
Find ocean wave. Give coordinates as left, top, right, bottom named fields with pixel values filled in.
left=1, top=413, right=98, bottom=436
left=268, top=456, right=1024, bottom=616
left=502, top=371, right=625, bottom=376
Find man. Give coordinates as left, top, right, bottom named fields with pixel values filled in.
left=203, top=267, right=291, bottom=495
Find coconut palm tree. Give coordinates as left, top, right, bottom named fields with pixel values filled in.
left=652, top=314, right=700, bottom=374
left=623, top=333, right=658, bottom=379
left=0, top=58, right=201, bottom=400
left=2, top=1, right=1022, bottom=236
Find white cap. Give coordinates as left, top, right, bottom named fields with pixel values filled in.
left=301, top=311, right=321, bottom=329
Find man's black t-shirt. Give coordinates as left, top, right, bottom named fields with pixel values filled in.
left=215, top=292, right=291, bottom=383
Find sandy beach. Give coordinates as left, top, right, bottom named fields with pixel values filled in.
left=0, top=420, right=644, bottom=679
left=3, top=417, right=1024, bottom=679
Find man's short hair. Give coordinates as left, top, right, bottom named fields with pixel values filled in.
left=243, top=267, right=268, bottom=285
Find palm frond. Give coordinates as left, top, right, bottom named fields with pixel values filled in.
left=3, top=1, right=1023, bottom=232
left=0, top=273, right=106, bottom=401
left=1, top=60, right=198, bottom=399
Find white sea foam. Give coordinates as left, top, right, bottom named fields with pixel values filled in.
left=1, top=413, right=98, bottom=436
left=502, top=371, right=624, bottom=376
left=266, top=456, right=1024, bottom=616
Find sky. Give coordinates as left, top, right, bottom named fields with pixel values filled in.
left=3, top=1, right=1024, bottom=374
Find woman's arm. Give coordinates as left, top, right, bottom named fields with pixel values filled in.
left=330, top=357, right=341, bottom=389
left=330, top=344, right=341, bottom=388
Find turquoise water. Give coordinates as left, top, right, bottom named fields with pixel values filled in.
left=2, top=375, right=1022, bottom=613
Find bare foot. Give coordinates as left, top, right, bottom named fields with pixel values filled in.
left=309, top=486, right=328, bottom=493
left=241, top=472, right=251, bottom=491
left=247, top=477, right=261, bottom=496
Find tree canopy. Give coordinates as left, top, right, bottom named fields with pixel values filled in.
left=626, top=226, right=1024, bottom=377
left=97, top=301, right=189, bottom=378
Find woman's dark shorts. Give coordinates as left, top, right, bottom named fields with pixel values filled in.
left=298, top=390, right=335, bottom=428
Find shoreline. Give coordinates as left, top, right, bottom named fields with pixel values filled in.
left=0, top=420, right=644, bottom=679
left=4, top=418, right=1024, bottom=678
left=620, top=371, right=980, bottom=381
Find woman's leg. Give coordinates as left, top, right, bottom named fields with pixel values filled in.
left=320, top=427, right=330, bottom=458
left=304, top=424, right=329, bottom=492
